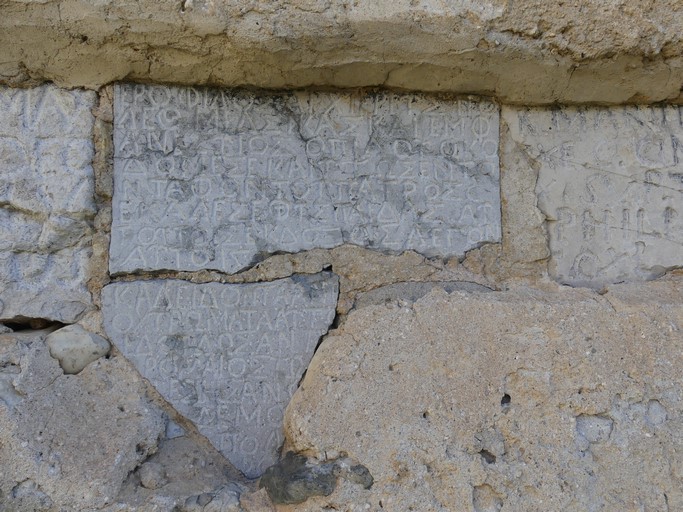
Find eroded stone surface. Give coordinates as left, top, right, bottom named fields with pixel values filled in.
left=0, top=85, right=96, bottom=322
left=504, top=105, right=683, bottom=286
left=102, top=273, right=338, bottom=478
left=1, top=1, right=682, bottom=104
left=110, top=85, right=500, bottom=274
left=0, top=329, right=165, bottom=510
left=106, top=433, right=251, bottom=512
left=284, top=279, right=683, bottom=511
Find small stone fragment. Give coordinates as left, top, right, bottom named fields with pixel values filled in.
left=46, top=324, right=110, bottom=374
left=0, top=374, right=22, bottom=408
left=646, top=400, right=667, bottom=426
left=182, top=493, right=211, bottom=511
left=165, top=419, right=185, bottom=439
left=240, top=488, right=276, bottom=512
left=204, top=484, right=241, bottom=512
left=576, top=415, right=614, bottom=443
left=259, top=452, right=373, bottom=505
left=9, top=480, right=53, bottom=511
left=342, top=463, right=374, bottom=490
left=197, top=493, right=213, bottom=507
left=138, top=461, right=168, bottom=490
left=180, top=484, right=242, bottom=512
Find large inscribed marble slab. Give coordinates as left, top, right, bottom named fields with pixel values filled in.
left=101, top=273, right=338, bottom=478
left=111, top=85, right=500, bottom=274
left=0, top=86, right=96, bottom=322
left=505, top=106, right=683, bottom=286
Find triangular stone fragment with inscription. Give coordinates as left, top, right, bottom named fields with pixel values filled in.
left=102, top=273, right=338, bottom=478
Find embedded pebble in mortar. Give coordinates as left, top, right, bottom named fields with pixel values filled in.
left=182, top=483, right=242, bottom=512
left=138, top=462, right=168, bottom=490
left=259, top=452, right=373, bottom=505
left=0, top=374, right=22, bottom=408
left=7, top=480, right=53, bottom=511
left=46, top=325, right=111, bottom=374
left=165, top=419, right=185, bottom=439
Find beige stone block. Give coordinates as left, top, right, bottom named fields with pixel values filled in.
left=284, top=279, right=683, bottom=511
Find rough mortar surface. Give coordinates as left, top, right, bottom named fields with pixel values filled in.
left=110, top=84, right=500, bottom=274
left=0, top=85, right=97, bottom=322
left=102, top=273, right=338, bottom=478
left=0, top=1, right=682, bottom=104
left=504, top=105, right=683, bottom=286
left=284, top=280, right=683, bottom=511
left=104, top=434, right=250, bottom=511
left=0, top=330, right=166, bottom=510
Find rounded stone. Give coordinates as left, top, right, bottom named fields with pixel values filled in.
left=45, top=325, right=111, bottom=374
left=138, top=462, right=168, bottom=490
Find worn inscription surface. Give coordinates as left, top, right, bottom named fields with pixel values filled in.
left=101, top=273, right=338, bottom=477
left=505, top=106, right=683, bottom=286
left=111, top=85, right=500, bottom=274
left=0, top=85, right=96, bottom=322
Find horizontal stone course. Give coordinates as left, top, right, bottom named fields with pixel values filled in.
left=1, top=1, right=682, bottom=104
left=110, top=84, right=500, bottom=274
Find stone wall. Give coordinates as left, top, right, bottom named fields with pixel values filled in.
left=1, top=2, right=682, bottom=511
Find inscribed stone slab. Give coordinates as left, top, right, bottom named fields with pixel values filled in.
left=0, top=85, right=96, bottom=322
left=101, top=273, right=338, bottom=478
left=111, top=84, right=500, bottom=274
left=504, top=105, right=683, bottom=286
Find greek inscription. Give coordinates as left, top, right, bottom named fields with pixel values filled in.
left=111, top=85, right=501, bottom=274
left=506, top=105, right=683, bottom=285
left=102, top=273, right=338, bottom=478
left=0, top=85, right=96, bottom=322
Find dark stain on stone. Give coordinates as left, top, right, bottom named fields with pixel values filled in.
left=259, top=451, right=373, bottom=505
left=479, top=449, right=497, bottom=464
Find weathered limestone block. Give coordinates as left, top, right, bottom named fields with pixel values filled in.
left=1, top=1, right=681, bottom=104
left=0, top=85, right=97, bottom=323
left=102, top=273, right=338, bottom=478
left=0, top=329, right=166, bottom=510
left=284, top=279, right=683, bottom=511
left=504, top=105, right=683, bottom=287
left=110, top=85, right=500, bottom=274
